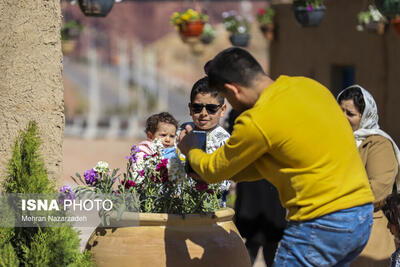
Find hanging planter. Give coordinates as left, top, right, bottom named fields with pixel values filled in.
left=61, top=40, right=77, bottom=55
left=292, top=0, right=325, bottom=27
left=200, top=23, right=216, bottom=44
left=259, top=24, right=275, bottom=41
left=61, top=20, right=84, bottom=55
left=294, top=5, right=326, bottom=27
left=78, top=0, right=114, bottom=17
left=391, top=17, right=400, bottom=36
left=180, top=21, right=205, bottom=37
left=356, top=5, right=387, bottom=35
left=222, top=10, right=251, bottom=47
left=375, top=0, right=400, bottom=18
left=256, top=6, right=275, bottom=41
left=171, top=9, right=208, bottom=40
left=229, top=33, right=250, bottom=47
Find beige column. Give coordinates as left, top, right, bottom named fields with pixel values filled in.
left=0, top=0, right=64, bottom=185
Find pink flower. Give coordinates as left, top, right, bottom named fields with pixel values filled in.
left=195, top=181, right=208, bottom=191
left=258, top=8, right=265, bottom=15
left=206, top=189, right=215, bottom=194
left=307, top=4, right=313, bottom=11
left=121, top=179, right=136, bottom=189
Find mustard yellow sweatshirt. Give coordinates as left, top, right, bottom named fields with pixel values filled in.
left=188, top=75, right=374, bottom=221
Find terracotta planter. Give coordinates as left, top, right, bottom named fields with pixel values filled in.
left=180, top=21, right=205, bottom=37
left=78, top=0, right=114, bottom=17
left=259, top=24, right=274, bottom=41
left=85, top=208, right=251, bottom=267
left=391, top=18, right=400, bottom=36
left=365, top=22, right=386, bottom=35
left=294, top=6, right=326, bottom=27
left=229, top=33, right=250, bottom=47
left=61, top=40, right=77, bottom=55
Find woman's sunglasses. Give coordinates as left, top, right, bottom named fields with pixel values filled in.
left=190, top=103, right=222, bottom=114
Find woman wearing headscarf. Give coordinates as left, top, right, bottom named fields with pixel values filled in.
left=338, top=85, right=400, bottom=266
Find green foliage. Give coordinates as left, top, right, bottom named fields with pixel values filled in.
left=293, top=0, right=324, bottom=7
left=26, top=230, right=50, bottom=267
left=1, top=121, right=95, bottom=267
left=3, top=121, right=54, bottom=194
left=357, top=5, right=386, bottom=25
left=61, top=20, right=84, bottom=41
left=0, top=242, right=19, bottom=267
left=256, top=7, right=275, bottom=25
left=0, top=228, right=18, bottom=267
left=222, top=11, right=251, bottom=34
left=375, top=0, right=400, bottom=18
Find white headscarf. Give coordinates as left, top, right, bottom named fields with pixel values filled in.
left=338, top=85, right=400, bottom=192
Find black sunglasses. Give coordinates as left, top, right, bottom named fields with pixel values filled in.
left=190, top=103, right=222, bottom=114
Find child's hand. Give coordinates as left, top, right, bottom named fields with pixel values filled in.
left=177, top=125, right=197, bottom=156
left=178, top=124, right=194, bottom=143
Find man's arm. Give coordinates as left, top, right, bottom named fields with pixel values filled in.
left=188, top=114, right=270, bottom=183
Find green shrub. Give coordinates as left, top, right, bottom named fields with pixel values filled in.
left=1, top=121, right=95, bottom=266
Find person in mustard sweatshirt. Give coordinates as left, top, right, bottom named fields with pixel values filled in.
left=178, top=47, right=375, bottom=267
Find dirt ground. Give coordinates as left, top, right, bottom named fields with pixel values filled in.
left=62, top=136, right=267, bottom=267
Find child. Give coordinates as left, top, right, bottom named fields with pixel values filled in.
left=178, top=76, right=231, bottom=205
left=179, top=76, right=230, bottom=152
left=136, top=112, right=178, bottom=161
left=381, top=192, right=400, bottom=267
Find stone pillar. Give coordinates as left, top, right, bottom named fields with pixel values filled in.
left=0, top=0, right=64, bottom=184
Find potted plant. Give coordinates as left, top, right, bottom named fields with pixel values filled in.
left=293, top=0, right=326, bottom=27
left=61, top=20, right=84, bottom=55
left=356, top=5, right=387, bottom=35
left=375, top=0, right=400, bottom=18
left=222, top=10, right=251, bottom=47
left=200, top=23, right=216, bottom=44
left=256, top=6, right=275, bottom=41
left=78, top=0, right=114, bottom=17
left=391, top=15, right=400, bottom=36
left=62, top=140, right=251, bottom=266
left=170, top=9, right=208, bottom=39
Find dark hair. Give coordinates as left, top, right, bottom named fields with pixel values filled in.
left=190, top=76, right=224, bottom=105
left=145, top=112, right=178, bottom=134
left=337, top=86, right=365, bottom=115
left=205, top=47, right=265, bottom=92
left=382, top=192, right=400, bottom=231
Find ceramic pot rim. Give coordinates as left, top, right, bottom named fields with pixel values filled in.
left=109, top=208, right=235, bottom=227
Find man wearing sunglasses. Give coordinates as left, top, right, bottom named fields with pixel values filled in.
left=178, top=47, right=374, bottom=266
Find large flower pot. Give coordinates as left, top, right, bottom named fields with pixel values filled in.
left=375, top=0, right=400, bottom=18
left=180, top=21, right=205, bottom=37
left=229, top=33, right=250, bottom=47
left=85, top=208, right=251, bottom=267
left=391, top=18, right=400, bottom=36
left=78, top=0, right=114, bottom=17
left=294, top=6, right=326, bottom=27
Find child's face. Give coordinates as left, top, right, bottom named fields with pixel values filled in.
left=147, top=122, right=176, bottom=148
left=189, top=93, right=226, bottom=131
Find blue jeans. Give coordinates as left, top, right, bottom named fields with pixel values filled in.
left=273, top=203, right=373, bottom=267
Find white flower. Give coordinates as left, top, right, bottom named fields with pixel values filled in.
left=238, top=25, right=247, bottom=34
left=94, top=161, right=109, bottom=173
left=167, top=156, right=186, bottom=182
